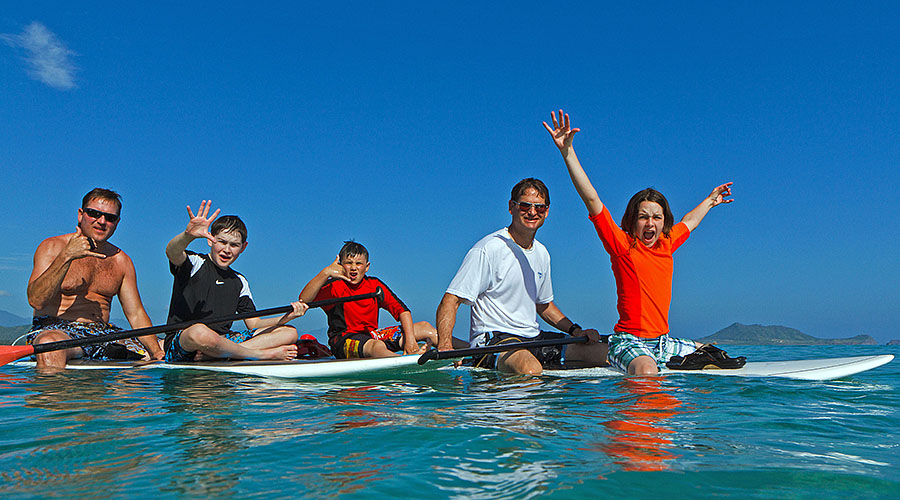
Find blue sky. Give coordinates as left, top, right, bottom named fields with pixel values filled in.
left=1, top=2, right=898, bottom=342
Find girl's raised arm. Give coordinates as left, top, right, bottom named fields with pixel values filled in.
left=543, top=110, right=604, bottom=216
left=681, top=182, right=734, bottom=232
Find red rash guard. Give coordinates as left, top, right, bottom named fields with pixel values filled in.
left=590, top=207, right=690, bottom=339
left=313, top=276, right=409, bottom=341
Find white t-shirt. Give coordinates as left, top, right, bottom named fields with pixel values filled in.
left=446, top=227, right=554, bottom=341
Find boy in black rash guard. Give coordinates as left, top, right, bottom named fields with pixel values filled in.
left=163, top=200, right=306, bottom=362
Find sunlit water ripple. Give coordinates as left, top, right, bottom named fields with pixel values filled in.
left=1, top=345, right=897, bottom=499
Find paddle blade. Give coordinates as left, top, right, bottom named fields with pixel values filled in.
left=0, top=345, right=36, bottom=366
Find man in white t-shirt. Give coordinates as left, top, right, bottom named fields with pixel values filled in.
left=436, top=178, right=608, bottom=375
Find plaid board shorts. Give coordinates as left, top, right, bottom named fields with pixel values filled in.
left=165, top=329, right=255, bottom=362
left=607, top=332, right=698, bottom=372
left=26, top=316, right=148, bottom=360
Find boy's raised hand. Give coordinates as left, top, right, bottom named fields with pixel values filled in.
left=321, top=255, right=352, bottom=282
left=543, top=109, right=580, bottom=153
left=185, top=200, right=221, bottom=242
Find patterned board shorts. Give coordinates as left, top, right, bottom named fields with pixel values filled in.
left=371, top=325, right=403, bottom=352
left=330, top=332, right=372, bottom=359
left=26, top=316, right=148, bottom=360
left=330, top=325, right=405, bottom=359
left=468, top=331, right=568, bottom=370
left=607, top=332, right=698, bottom=372
left=165, top=329, right=255, bottom=362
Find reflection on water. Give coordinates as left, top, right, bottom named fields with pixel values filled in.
left=597, top=377, right=686, bottom=471
left=1, top=370, right=166, bottom=498
left=0, top=348, right=896, bottom=498
left=157, top=370, right=249, bottom=498
left=318, top=452, right=391, bottom=496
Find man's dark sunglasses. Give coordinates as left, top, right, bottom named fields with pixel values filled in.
left=83, top=207, right=120, bottom=223
left=513, top=201, right=549, bottom=214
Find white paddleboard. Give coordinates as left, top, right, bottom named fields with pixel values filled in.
left=10, top=354, right=893, bottom=381
left=544, top=354, right=894, bottom=381
left=11, top=354, right=451, bottom=379
left=154, top=354, right=450, bottom=378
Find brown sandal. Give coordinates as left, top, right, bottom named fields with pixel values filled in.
left=666, top=344, right=746, bottom=370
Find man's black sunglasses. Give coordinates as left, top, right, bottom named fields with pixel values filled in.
left=512, top=201, right=549, bottom=214
left=82, top=207, right=120, bottom=223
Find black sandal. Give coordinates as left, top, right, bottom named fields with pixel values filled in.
left=665, top=344, right=746, bottom=370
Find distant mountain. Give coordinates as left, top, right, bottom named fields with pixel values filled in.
left=0, top=325, right=30, bottom=344
left=0, top=310, right=29, bottom=327
left=698, top=323, right=878, bottom=345
left=888, top=340, right=900, bottom=346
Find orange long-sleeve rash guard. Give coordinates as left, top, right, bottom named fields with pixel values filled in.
left=589, top=207, right=690, bottom=339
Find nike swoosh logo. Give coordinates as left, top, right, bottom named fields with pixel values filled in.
left=215, top=280, right=225, bottom=285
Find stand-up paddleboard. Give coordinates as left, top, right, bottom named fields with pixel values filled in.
left=543, top=354, right=894, bottom=381
left=155, top=354, right=452, bottom=378
left=10, top=354, right=452, bottom=379
left=10, top=355, right=892, bottom=381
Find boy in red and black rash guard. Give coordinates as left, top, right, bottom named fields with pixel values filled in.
left=300, top=241, right=437, bottom=359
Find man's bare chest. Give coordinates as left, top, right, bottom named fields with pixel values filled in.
left=61, top=258, right=123, bottom=298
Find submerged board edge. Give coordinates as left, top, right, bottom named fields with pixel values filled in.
left=543, top=354, right=894, bottom=380
left=8, top=354, right=893, bottom=381
left=8, top=354, right=451, bottom=379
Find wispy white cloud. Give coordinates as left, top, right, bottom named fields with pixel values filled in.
left=2, top=21, right=77, bottom=90
left=0, top=254, right=31, bottom=271
left=0, top=290, right=11, bottom=297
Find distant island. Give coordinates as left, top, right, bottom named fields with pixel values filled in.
left=0, top=315, right=898, bottom=346
left=697, top=323, right=880, bottom=345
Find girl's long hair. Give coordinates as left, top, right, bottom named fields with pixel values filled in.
left=620, top=188, right=674, bottom=239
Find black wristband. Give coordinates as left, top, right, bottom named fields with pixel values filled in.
left=567, top=323, right=581, bottom=334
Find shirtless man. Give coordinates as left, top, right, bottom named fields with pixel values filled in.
left=26, top=188, right=165, bottom=369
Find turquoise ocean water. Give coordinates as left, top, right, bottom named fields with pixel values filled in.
left=1, top=344, right=897, bottom=499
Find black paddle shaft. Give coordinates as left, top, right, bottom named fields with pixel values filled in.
left=417, top=335, right=589, bottom=365
left=30, top=287, right=384, bottom=355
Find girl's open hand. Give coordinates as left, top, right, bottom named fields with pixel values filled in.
left=543, top=109, right=580, bottom=152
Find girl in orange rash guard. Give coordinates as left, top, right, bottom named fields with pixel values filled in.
left=544, top=110, right=733, bottom=376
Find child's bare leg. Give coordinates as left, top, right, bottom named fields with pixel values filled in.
left=362, top=339, right=399, bottom=358
left=179, top=324, right=297, bottom=361
left=240, top=325, right=299, bottom=350
left=627, top=355, right=659, bottom=376
left=413, top=321, right=438, bottom=346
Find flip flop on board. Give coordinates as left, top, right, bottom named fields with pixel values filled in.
left=666, top=344, right=747, bottom=370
